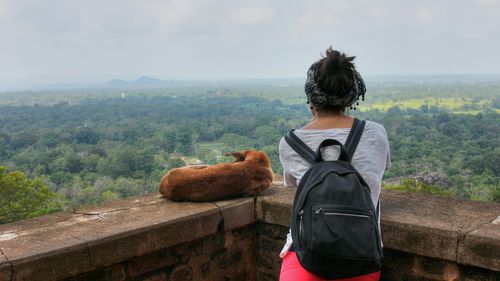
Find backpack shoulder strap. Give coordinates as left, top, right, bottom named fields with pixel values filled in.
left=344, top=118, right=366, bottom=162
left=284, top=130, right=315, bottom=165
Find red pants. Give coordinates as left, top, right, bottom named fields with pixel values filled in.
left=279, top=252, right=380, bottom=281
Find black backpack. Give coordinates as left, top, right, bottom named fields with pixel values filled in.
left=284, top=118, right=383, bottom=279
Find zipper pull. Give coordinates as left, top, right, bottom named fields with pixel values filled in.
left=298, top=210, right=304, bottom=216
left=314, top=208, right=322, bottom=215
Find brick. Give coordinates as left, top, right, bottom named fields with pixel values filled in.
left=63, top=264, right=125, bottom=281
left=170, top=265, right=192, bottom=281
left=213, top=248, right=243, bottom=270
left=257, top=253, right=275, bottom=270
left=175, top=240, right=203, bottom=259
left=233, top=225, right=256, bottom=241
left=200, top=261, right=212, bottom=278
left=0, top=263, right=12, bottom=281
left=459, top=265, right=500, bottom=281
left=142, top=271, right=168, bottom=281
left=256, top=222, right=289, bottom=240
left=258, top=237, right=284, bottom=253
left=187, top=255, right=214, bottom=280
left=258, top=270, right=277, bottom=281
left=204, top=231, right=226, bottom=257
left=418, top=256, right=448, bottom=275
left=126, top=248, right=179, bottom=277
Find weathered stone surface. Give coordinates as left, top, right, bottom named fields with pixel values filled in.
left=0, top=250, right=12, bottom=281
left=0, top=211, right=92, bottom=263
left=382, top=220, right=458, bottom=262
left=0, top=210, right=79, bottom=233
left=380, top=190, right=499, bottom=262
left=213, top=197, right=255, bottom=230
left=458, top=216, right=500, bottom=271
left=73, top=192, right=164, bottom=215
left=0, top=219, right=92, bottom=281
left=255, top=185, right=295, bottom=227
left=11, top=243, right=91, bottom=281
left=85, top=203, right=221, bottom=267
left=0, top=193, right=221, bottom=280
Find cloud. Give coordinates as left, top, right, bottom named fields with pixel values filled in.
left=415, top=7, right=434, bottom=23
left=0, top=0, right=80, bottom=34
left=293, top=1, right=356, bottom=32
left=229, top=6, right=275, bottom=25
left=476, top=0, right=500, bottom=6
left=0, top=0, right=499, bottom=79
left=145, top=0, right=195, bottom=32
left=0, top=1, right=7, bottom=17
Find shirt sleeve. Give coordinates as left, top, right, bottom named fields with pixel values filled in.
left=380, top=124, right=391, bottom=171
left=279, top=137, right=298, bottom=188
left=283, top=170, right=297, bottom=188
left=385, top=148, right=391, bottom=171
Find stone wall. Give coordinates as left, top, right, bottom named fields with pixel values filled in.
left=64, top=225, right=256, bottom=281
left=0, top=184, right=498, bottom=281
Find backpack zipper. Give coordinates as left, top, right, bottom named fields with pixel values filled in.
left=298, top=209, right=305, bottom=248
left=313, top=207, right=371, bottom=234
left=313, top=207, right=370, bottom=218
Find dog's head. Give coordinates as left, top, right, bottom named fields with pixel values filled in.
left=224, top=150, right=271, bottom=168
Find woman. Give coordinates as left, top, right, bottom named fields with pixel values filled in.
left=278, top=47, right=391, bottom=281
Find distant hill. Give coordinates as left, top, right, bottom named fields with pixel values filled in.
left=107, top=76, right=176, bottom=88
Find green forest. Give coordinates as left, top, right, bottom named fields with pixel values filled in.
left=0, top=80, right=499, bottom=224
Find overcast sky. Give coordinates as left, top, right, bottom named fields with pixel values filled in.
left=1, top=0, right=499, bottom=82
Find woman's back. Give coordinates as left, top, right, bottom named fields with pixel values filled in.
left=279, top=120, right=390, bottom=205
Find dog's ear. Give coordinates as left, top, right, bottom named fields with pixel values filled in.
left=224, top=151, right=246, bottom=162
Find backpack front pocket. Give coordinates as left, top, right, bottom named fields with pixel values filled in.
left=311, top=204, right=377, bottom=258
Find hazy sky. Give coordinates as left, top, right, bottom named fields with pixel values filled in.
left=1, top=0, right=499, bottom=81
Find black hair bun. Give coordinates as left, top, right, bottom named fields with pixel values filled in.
left=315, top=47, right=356, bottom=98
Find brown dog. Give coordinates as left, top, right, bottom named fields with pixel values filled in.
left=159, top=150, right=273, bottom=202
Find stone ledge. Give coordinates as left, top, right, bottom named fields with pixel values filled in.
left=458, top=218, right=500, bottom=270
left=0, top=193, right=255, bottom=281
left=255, top=185, right=500, bottom=272
left=0, top=184, right=498, bottom=281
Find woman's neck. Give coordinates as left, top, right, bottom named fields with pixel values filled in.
left=303, top=112, right=354, bottom=129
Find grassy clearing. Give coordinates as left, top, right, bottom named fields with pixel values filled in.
left=363, top=97, right=495, bottom=113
